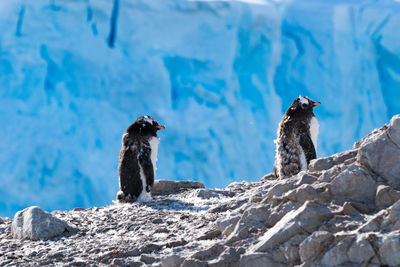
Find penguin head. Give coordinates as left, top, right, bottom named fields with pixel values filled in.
left=287, top=96, right=321, bottom=116
left=127, top=115, right=165, bottom=137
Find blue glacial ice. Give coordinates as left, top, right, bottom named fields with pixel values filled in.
left=0, top=0, right=399, bottom=217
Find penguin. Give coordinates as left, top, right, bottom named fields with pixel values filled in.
left=274, top=96, right=321, bottom=179
left=116, top=115, right=165, bottom=202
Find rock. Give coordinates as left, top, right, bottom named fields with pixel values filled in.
left=388, top=115, right=400, bottom=145
left=181, top=259, right=207, bottom=267
left=294, top=173, right=318, bottom=186
left=309, top=149, right=358, bottom=172
left=190, top=189, right=234, bottom=199
left=152, top=180, right=205, bottom=195
left=140, top=243, right=163, bottom=254
left=251, top=201, right=333, bottom=252
left=73, top=208, right=85, bottom=211
left=140, top=254, right=157, bottom=264
left=347, top=238, right=375, bottom=263
left=192, top=243, right=225, bottom=261
left=161, top=255, right=184, bottom=267
left=152, top=218, right=163, bottom=224
left=375, top=185, right=400, bottom=207
left=379, top=234, right=400, bottom=266
left=299, top=231, right=334, bottom=262
left=11, top=206, right=77, bottom=240
left=320, top=235, right=355, bottom=266
left=357, top=117, right=400, bottom=190
left=239, top=253, right=284, bottom=267
left=329, top=164, right=376, bottom=203
left=208, top=247, right=240, bottom=267
left=197, top=229, right=221, bottom=240
left=215, top=214, right=240, bottom=236
left=166, top=239, right=188, bottom=248
left=387, top=200, right=400, bottom=230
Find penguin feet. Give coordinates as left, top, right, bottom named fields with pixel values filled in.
left=116, top=191, right=137, bottom=203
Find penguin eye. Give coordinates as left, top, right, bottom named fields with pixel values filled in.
left=301, top=103, right=308, bottom=109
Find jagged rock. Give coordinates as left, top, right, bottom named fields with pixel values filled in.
left=190, top=189, right=235, bottom=199
left=161, top=255, right=184, bottom=267
left=379, top=234, right=400, bottom=266
left=357, top=115, right=400, bottom=190
left=181, top=259, right=207, bottom=267
left=161, top=255, right=185, bottom=267
left=208, top=247, right=240, bottom=267
left=387, top=200, right=400, bottom=230
left=152, top=180, right=205, bottom=195
left=329, top=164, right=376, bottom=203
left=320, top=235, right=355, bottom=266
left=375, top=185, right=400, bottom=207
left=11, top=206, right=77, bottom=240
left=191, top=243, right=225, bottom=261
left=215, top=214, right=240, bottom=236
left=309, top=149, right=358, bottom=172
left=239, top=253, right=284, bottom=267
left=251, top=201, right=333, bottom=252
left=299, top=231, right=334, bottom=262
left=347, top=238, right=375, bottom=263
left=197, top=229, right=221, bottom=240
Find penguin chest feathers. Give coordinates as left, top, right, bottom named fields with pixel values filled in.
left=309, top=116, right=319, bottom=153
left=148, top=136, right=160, bottom=176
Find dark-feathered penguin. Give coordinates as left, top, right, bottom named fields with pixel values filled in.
left=116, top=115, right=165, bottom=202
left=274, top=96, right=321, bottom=178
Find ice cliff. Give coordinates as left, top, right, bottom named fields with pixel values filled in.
left=1, top=0, right=400, bottom=217
left=1, top=114, right=400, bottom=266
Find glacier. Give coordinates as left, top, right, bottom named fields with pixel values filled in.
left=0, top=0, right=399, bottom=217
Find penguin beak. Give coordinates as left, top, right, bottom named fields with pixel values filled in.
left=312, top=101, right=321, bottom=107
left=156, top=125, right=165, bottom=130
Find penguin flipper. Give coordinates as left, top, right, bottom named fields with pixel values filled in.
left=139, top=141, right=154, bottom=192
left=300, top=132, right=317, bottom=164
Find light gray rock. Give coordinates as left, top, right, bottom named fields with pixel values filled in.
left=388, top=114, right=400, bottom=146
left=251, top=201, right=333, bottom=252
left=299, top=231, right=334, bottom=262
left=347, top=238, right=375, bottom=263
left=152, top=180, right=205, bottom=195
left=239, top=253, right=284, bottom=267
left=329, top=164, right=376, bottom=203
left=140, top=254, right=157, bottom=264
left=387, top=200, right=400, bottom=230
left=227, top=205, right=270, bottom=242
left=357, top=118, right=400, bottom=190
left=379, top=234, right=400, bottom=266
left=181, top=259, right=207, bottom=267
left=376, top=185, right=400, bottom=207
left=11, top=206, right=77, bottom=240
left=283, top=183, right=330, bottom=204
left=190, top=189, right=234, bottom=199
left=191, top=243, right=225, bottom=261
left=208, top=247, right=240, bottom=267
left=309, top=149, right=358, bottom=172
left=215, top=214, right=240, bottom=237
left=161, top=255, right=184, bottom=267
left=320, top=235, right=355, bottom=266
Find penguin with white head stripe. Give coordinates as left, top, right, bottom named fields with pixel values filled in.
left=117, top=115, right=165, bottom=202
left=274, top=96, right=321, bottom=178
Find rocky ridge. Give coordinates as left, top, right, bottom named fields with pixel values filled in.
left=1, top=115, right=400, bottom=266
